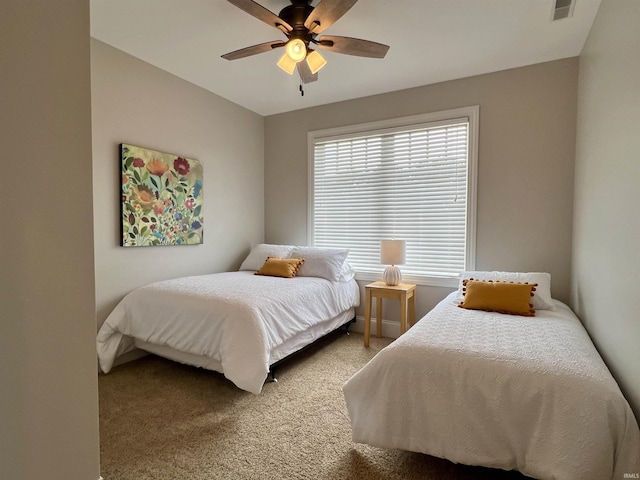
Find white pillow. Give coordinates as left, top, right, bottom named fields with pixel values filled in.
left=456, top=271, right=555, bottom=311
left=290, top=246, right=349, bottom=282
left=239, top=244, right=295, bottom=271
left=339, top=262, right=356, bottom=282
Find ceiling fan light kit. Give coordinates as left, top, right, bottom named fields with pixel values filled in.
left=222, top=0, right=389, bottom=88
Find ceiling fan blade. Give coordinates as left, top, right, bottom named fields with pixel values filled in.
left=297, top=61, right=318, bottom=84
left=221, top=40, right=286, bottom=60
left=304, top=0, right=358, bottom=34
left=316, top=35, right=390, bottom=58
left=226, top=0, right=292, bottom=33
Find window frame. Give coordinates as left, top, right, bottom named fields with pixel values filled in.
left=307, top=106, right=479, bottom=287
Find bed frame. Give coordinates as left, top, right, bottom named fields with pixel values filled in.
left=267, top=317, right=355, bottom=383
left=134, top=315, right=356, bottom=387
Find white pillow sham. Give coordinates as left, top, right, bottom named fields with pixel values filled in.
left=290, top=246, right=349, bottom=282
left=339, top=262, right=356, bottom=282
left=456, top=271, right=555, bottom=311
left=239, top=244, right=295, bottom=271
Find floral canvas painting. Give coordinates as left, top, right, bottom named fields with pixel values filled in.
left=121, top=143, right=203, bottom=247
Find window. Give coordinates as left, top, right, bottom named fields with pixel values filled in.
left=308, top=106, right=478, bottom=287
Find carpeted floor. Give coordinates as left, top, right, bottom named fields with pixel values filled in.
left=99, top=331, right=531, bottom=480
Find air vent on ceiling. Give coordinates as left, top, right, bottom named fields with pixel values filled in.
left=552, top=0, right=576, bottom=21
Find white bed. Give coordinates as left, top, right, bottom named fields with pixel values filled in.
left=98, top=245, right=360, bottom=394
left=343, top=285, right=640, bottom=480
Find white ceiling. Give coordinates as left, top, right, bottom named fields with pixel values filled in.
left=90, top=0, right=601, bottom=116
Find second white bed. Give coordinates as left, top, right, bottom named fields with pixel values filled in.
left=343, top=292, right=640, bottom=480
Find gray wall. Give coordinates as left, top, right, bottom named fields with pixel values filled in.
left=0, top=1, right=101, bottom=479
left=91, top=40, right=265, bottom=328
left=265, top=59, right=578, bottom=321
left=572, top=0, right=640, bottom=417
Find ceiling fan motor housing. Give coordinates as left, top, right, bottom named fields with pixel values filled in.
left=279, top=1, right=315, bottom=44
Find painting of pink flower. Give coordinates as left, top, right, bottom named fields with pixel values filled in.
left=153, top=202, right=165, bottom=216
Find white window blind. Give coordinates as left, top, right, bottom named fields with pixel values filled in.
left=309, top=108, right=477, bottom=285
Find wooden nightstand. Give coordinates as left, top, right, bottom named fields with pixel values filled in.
left=364, top=281, right=416, bottom=347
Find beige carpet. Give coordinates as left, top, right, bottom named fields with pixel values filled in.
left=99, top=331, right=531, bottom=480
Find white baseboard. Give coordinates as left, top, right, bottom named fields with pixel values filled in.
left=350, top=315, right=401, bottom=339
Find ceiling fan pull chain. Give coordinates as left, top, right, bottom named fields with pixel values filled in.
left=299, top=81, right=304, bottom=96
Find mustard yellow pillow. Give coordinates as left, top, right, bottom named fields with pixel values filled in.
left=254, top=257, right=305, bottom=278
left=458, top=279, right=537, bottom=316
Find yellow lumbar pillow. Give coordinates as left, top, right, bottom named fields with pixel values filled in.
left=254, top=257, right=305, bottom=278
left=458, top=279, right=537, bottom=316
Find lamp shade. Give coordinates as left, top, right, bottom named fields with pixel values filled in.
left=306, top=49, right=327, bottom=74
left=380, top=239, right=406, bottom=265
left=277, top=53, right=297, bottom=75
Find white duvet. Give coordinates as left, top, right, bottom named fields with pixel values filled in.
left=98, top=271, right=359, bottom=394
left=343, top=292, right=640, bottom=480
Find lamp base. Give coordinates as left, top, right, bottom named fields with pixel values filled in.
left=383, top=265, right=402, bottom=286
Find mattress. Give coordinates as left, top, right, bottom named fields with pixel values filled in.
left=97, top=271, right=360, bottom=394
left=343, top=292, right=640, bottom=480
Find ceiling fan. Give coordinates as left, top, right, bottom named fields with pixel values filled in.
left=221, top=0, right=390, bottom=84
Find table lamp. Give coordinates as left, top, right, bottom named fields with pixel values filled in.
left=381, top=239, right=406, bottom=286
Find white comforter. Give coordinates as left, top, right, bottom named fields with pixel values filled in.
left=98, top=271, right=359, bottom=394
left=343, top=293, right=640, bottom=480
